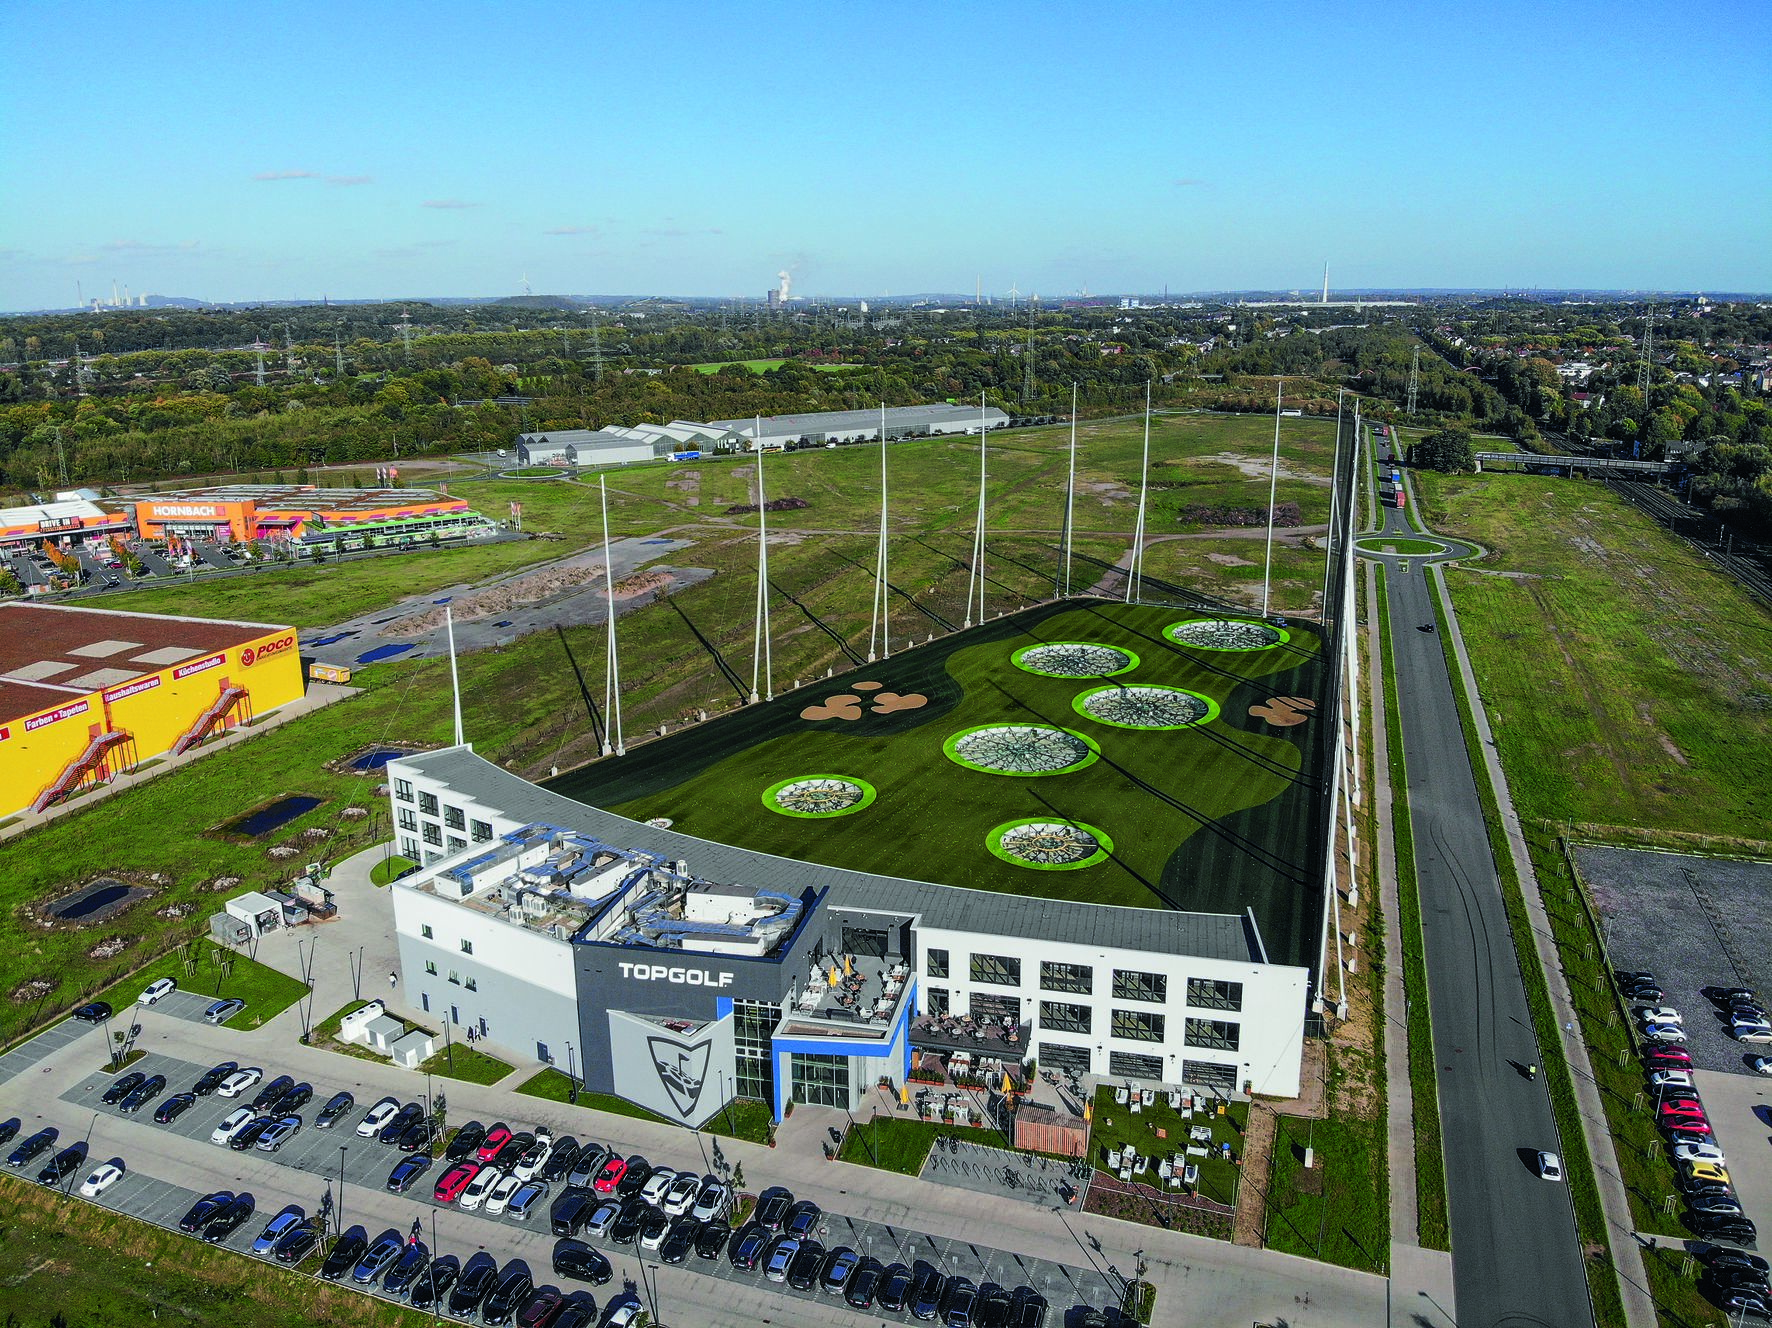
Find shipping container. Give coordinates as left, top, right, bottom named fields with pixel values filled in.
left=309, top=662, right=353, bottom=684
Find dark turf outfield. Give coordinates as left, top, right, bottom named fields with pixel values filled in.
left=548, top=598, right=1330, bottom=970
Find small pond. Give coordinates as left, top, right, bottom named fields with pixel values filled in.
left=50, top=878, right=139, bottom=921
left=224, top=795, right=324, bottom=838
left=349, top=748, right=406, bottom=771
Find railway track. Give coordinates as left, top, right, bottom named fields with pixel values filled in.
left=1606, top=479, right=1772, bottom=606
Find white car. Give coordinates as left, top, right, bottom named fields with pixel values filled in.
left=639, top=1167, right=676, bottom=1206
left=483, top=1172, right=524, bottom=1215
left=215, top=1068, right=263, bottom=1099
left=1634, top=1006, right=1682, bottom=1024
left=1751, top=1056, right=1772, bottom=1075
left=212, top=1107, right=254, bottom=1145
left=1673, top=1141, right=1726, bottom=1166
left=459, top=1165, right=504, bottom=1211
left=1535, top=1151, right=1563, bottom=1181
left=690, top=1179, right=730, bottom=1223
left=661, top=1172, right=701, bottom=1217
left=511, top=1128, right=553, bottom=1182
left=355, top=1097, right=401, bottom=1138
left=137, top=978, right=176, bottom=1006
left=1732, top=1022, right=1772, bottom=1044
left=79, top=1162, right=125, bottom=1197
left=1641, top=1023, right=1687, bottom=1043
left=602, top=1299, right=642, bottom=1328
left=1648, top=1070, right=1694, bottom=1090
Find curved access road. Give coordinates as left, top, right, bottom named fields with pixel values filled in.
left=1362, top=468, right=1594, bottom=1328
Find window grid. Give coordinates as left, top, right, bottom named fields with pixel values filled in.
left=1039, top=1001, right=1091, bottom=1035
left=397, top=809, right=417, bottom=832
left=418, top=792, right=439, bottom=816
left=394, top=780, right=413, bottom=802
left=1039, top=961, right=1093, bottom=995
left=422, top=823, right=442, bottom=847
left=969, top=953, right=1021, bottom=987
left=460, top=939, right=474, bottom=955
left=421, top=924, right=433, bottom=939
left=444, top=805, right=466, bottom=831
left=1111, top=1008, right=1166, bottom=1043
left=470, top=820, right=494, bottom=843
left=1186, top=978, right=1243, bottom=1012
left=1185, top=1018, right=1241, bottom=1052
left=926, top=949, right=949, bottom=979
left=1111, top=970, right=1168, bottom=1004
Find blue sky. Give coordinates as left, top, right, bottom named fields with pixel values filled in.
left=2, top=1, right=1767, bottom=309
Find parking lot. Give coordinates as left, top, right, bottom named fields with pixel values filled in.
left=1579, top=844, right=1771, bottom=1075
left=57, top=1048, right=1121, bottom=1322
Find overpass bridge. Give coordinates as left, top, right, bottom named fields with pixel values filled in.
left=1475, top=450, right=1674, bottom=478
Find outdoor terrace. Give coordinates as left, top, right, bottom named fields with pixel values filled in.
left=776, top=954, right=912, bottom=1040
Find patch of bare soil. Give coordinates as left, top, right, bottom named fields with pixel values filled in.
left=382, top=560, right=611, bottom=634
left=1197, top=451, right=1332, bottom=485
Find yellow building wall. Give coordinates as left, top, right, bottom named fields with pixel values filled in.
left=0, top=626, right=305, bottom=819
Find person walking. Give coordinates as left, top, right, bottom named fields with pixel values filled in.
left=388, top=971, right=397, bottom=989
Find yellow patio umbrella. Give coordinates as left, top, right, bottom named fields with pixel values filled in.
left=844, top=954, right=854, bottom=977
left=899, top=1082, right=910, bottom=1106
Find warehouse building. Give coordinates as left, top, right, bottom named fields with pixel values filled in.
left=387, top=746, right=1307, bottom=1127
left=0, top=492, right=133, bottom=555
left=0, top=603, right=305, bottom=819
left=709, top=403, right=1012, bottom=450
left=516, top=422, right=745, bottom=467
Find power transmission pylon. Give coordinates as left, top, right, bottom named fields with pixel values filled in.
left=589, top=313, right=604, bottom=383
left=254, top=340, right=266, bottom=387
left=1405, top=344, right=1421, bottom=416
left=1637, top=307, right=1655, bottom=401
left=334, top=328, right=345, bottom=377
left=398, top=310, right=413, bottom=364
left=1021, top=301, right=1037, bottom=406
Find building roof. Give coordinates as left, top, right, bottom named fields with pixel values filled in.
left=0, top=603, right=287, bottom=724
left=709, top=403, right=1011, bottom=438
left=134, top=485, right=459, bottom=517
left=0, top=496, right=115, bottom=529
left=400, top=746, right=1265, bottom=966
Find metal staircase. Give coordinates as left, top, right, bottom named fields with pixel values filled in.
left=171, top=683, right=248, bottom=756
left=32, top=728, right=132, bottom=813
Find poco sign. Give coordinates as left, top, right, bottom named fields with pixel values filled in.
left=618, top=962, right=734, bottom=988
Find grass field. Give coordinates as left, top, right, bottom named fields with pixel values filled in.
left=837, top=1115, right=1011, bottom=1174
left=417, top=1043, right=513, bottom=1085
left=1088, top=1088, right=1245, bottom=1209
left=1263, top=1112, right=1389, bottom=1273
left=552, top=599, right=1329, bottom=967
left=517, top=1069, right=773, bottom=1143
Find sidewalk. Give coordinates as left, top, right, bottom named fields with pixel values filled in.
left=1432, top=561, right=1657, bottom=1328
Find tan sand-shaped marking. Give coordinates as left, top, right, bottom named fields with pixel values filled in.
left=869, top=692, right=928, bottom=714
left=800, top=695, right=863, bottom=721
left=852, top=681, right=884, bottom=691
left=1248, top=695, right=1316, bottom=726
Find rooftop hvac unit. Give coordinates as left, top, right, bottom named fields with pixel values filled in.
left=520, top=891, right=551, bottom=917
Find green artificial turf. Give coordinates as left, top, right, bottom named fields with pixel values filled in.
left=1088, top=1087, right=1246, bottom=1209
left=94, top=939, right=308, bottom=1034
left=551, top=599, right=1328, bottom=966
left=416, top=1044, right=513, bottom=1085
left=1355, top=537, right=1444, bottom=556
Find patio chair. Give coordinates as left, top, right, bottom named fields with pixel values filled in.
left=1114, top=1086, right=1130, bottom=1106
left=1106, top=1147, right=1122, bottom=1171
left=1183, top=1163, right=1199, bottom=1187
left=1133, top=1154, right=1149, bottom=1175
left=1140, top=1089, right=1156, bottom=1108
left=1166, top=1090, right=1182, bottom=1109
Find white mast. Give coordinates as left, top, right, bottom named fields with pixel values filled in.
left=869, top=402, right=890, bottom=660
left=1124, top=381, right=1151, bottom=604
left=1061, top=381, right=1078, bottom=598
left=965, top=394, right=988, bottom=627
left=445, top=606, right=464, bottom=746
left=599, top=477, right=625, bottom=755
left=750, top=419, right=774, bottom=702
left=1261, top=379, right=1284, bottom=616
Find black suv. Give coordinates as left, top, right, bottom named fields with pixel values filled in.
left=192, top=1061, right=236, bottom=1096
left=249, top=1075, right=295, bottom=1115
left=102, top=1072, right=147, bottom=1105
left=447, top=1252, right=499, bottom=1318
left=446, top=1120, right=486, bottom=1161
left=480, top=1262, right=534, bottom=1327
left=320, top=1228, right=368, bottom=1281
left=6, top=1127, right=56, bottom=1169
left=552, top=1238, right=613, bottom=1285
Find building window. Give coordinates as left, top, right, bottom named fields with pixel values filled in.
left=1187, top=978, right=1243, bottom=1012
left=1185, top=1018, right=1240, bottom=1052
left=1182, top=1059, right=1238, bottom=1092
left=418, top=792, right=439, bottom=816
left=447, top=971, right=461, bottom=986
left=420, top=993, right=430, bottom=1012
left=394, top=779, right=413, bottom=802
left=400, top=837, right=419, bottom=860
left=447, top=836, right=466, bottom=855
left=424, top=960, right=437, bottom=975
left=843, top=926, right=888, bottom=958
left=970, top=953, right=1021, bottom=987
left=397, top=808, right=417, bottom=832
left=537, top=1042, right=551, bottom=1065
left=444, top=805, right=466, bottom=831
left=471, top=819, right=494, bottom=843
left=1039, top=1001, right=1091, bottom=1035
left=460, top=939, right=473, bottom=954
left=927, top=949, right=949, bottom=979
left=422, top=823, right=442, bottom=847
left=1109, top=1050, right=1165, bottom=1080
left=465, top=977, right=477, bottom=992
left=790, top=1052, right=851, bottom=1108
left=1112, top=970, right=1167, bottom=1004
left=925, top=987, right=949, bottom=1016
left=421, top=924, right=433, bottom=939
left=1040, top=961, right=1092, bottom=995
left=1038, top=1042, right=1091, bottom=1078
left=1112, top=1009, right=1165, bottom=1042
left=734, top=999, right=776, bottom=1105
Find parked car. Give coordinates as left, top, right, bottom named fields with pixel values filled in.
left=941, top=1276, right=980, bottom=1324
left=72, top=1002, right=112, bottom=1023
left=1645, top=1048, right=1693, bottom=1067
left=461, top=1166, right=505, bottom=1211
left=6, top=1127, right=57, bottom=1168
left=102, top=1072, right=147, bottom=1105
left=1683, top=1161, right=1731, bottom=1188
left=584, top=1201, right=621, bottom=1240
left=541, top=1137, right=583, bottom=1184
left=493, top=1130, right=536, bottom=1168
left=512, top=1129, right=554, bottom=1181
left=409, top=1254, right=461, bottom=1312
left=378, top=1102, right=424, bottom=1145
left=204, top=998, right=246, bottom=1024
left=315, top=1091, right=355, bottom=1129
left=728, top=1224, right=769, bottom=1271
left=552, top=1293, right=597, bottom=1328
left=599, top=1294, right=644, bottom=1327
left=434, top=1161, right=481, bottom=1204
left=180, top=1191, right=235, bottom=1233
left=448, top=1120, right=487, bottom=1161
left=279, top=1082, right=313, bottom=1113
left=1673, top=1142, right=1726, bottom=1165
left=508, top=1180, right=550, bottom=1222
left=229, top=1117, right=275, bottom=1152
left=137, top=978, right=176, bottom=1005
left=383, top=1242, right=430, bottom=1298
left=192, top=1061, right=237, bottom=1096
left=1649, top=1069, right=1695, bottom=1090
left=591, top=1154, right=628, bottom=1194
left=661, top=1171, right=701, bottom=1216
left=514, top=1288, right=565, bottom=1328
left=447, top=1252, right=500, bottom=1317
left=215, top=1067, right=262, bottom=1098
left=846, top=1256, right=884, bottom=1309
left=486, top=1172, right=526, bottom=1216
left=1687, top=1211, right=1758, bottom=1243
left=273, top=1220, right=322, bottom=1266
left=388, top=1155, right=433, bottom=1193
left=690, top=1178, right=730, bottom=1223
left=210, top=1107, right=253, bottom=1145
left=352, top=1229, right=407, bottom=1284
left=1642, top=1023, right=1688, bottom=1043
left=1635, top=1006, right=1683, bottom=1024
left=78, top=1161, right=125, bottom=1197
left=764, top=1236, right=800, bottom=1282
left=249, top=1075, right=295, bottom=1114
left=637, top=1209, right=670, bottom=1252
left=1751, top=1056, right=1772, bottom=1075
left=36, top=1145, right=86, bottom=1187
left=609, top=1197, right=647, bottom=1245
left=785, top=1199, right=821, bottom=1237
left=155, top=1092, right=197, bottom=1124
left=477, top=1122, right=514, bottom=1162
left=118, top=1074, right=167, bottom=1113
left=694, top=1219, right=731, bottom=1260
left=660, top=1217, right=699, bottom=1264
left=356, top=1096, right=401, bottom=1137
left=203, top=1195, right=255, bottom=1244
left=787, top=1239, right=826, bottom=1291
left=615, top=1158, right=652, bottom=1201
left=397, top=1121, right=433, bottom=1153
left=1732, top=1022, right=1772, bottom=1043
left=553, top=1238, right=614, bottom=1285
left=911, top=1261, right=947, bottom=1320
left=639, top=1166, right=676, bottom=1207
left=252, top=1208, right=306, bottom=1257
left=821, top=1246, right=862, bottom=1294
left=256, top=1115, right=303, bottom=1152
left=878, top=1262, right=915, bottom=1313
left=481, top=1262, right=535, bottom=1327
left=0, top=1119, right=16, bottom=1151
left=1010, top=1285, right=1050, bottom=1327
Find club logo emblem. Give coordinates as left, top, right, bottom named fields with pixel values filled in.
left=647, top=1035, right=711, bottom=1119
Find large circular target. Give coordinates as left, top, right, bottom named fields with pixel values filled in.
left=761, top=775, right=878, bottom=818
left=943, top=724, right=1100, bottom=777
left=987, top=818, right=1114, bottom=870
left=1012, top=642, right=1140, bottom=678
left=1166, top=618, right=1290, bottom=650
left=1073, top=684, right=1218, bottom=730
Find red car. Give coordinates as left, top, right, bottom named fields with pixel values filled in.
left=433, top=1161, right=481, bottom=1203
left=1658, top=1097, right=1705, bottom=1116
left=1646, top=1049, right=1693, bottom=1066
left=1662, top=1116, right=1712, bottom=1135
left=592, top=1156, right=628, bottom=1194
left=477, top=1124, right=513, bottom=1163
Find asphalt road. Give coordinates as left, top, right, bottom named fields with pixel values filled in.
left=1373, top=479, right=1594, bottom=1327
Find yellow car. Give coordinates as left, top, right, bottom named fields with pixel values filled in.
left=1683, top=1161, right=1730, bottom=1187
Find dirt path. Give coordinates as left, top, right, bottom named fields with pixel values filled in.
left=1234, top=1103, right=1277, bottom=1247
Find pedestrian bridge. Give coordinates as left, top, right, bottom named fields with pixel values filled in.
left=1475, top=451, right=1674, bottom=478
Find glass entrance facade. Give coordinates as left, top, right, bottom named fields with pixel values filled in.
left=789, top=1052, right=851, bottom=1107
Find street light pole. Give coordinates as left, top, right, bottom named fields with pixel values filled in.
left=337, top=1145, right=348, bottom=1238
